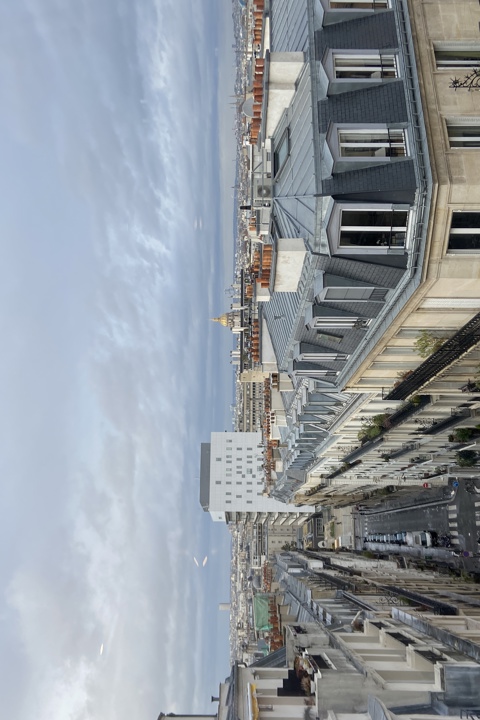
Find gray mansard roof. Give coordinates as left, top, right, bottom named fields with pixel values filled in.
left=261, top=0, right=431, bottom=493
left=262, top=0, right=428, bottom=383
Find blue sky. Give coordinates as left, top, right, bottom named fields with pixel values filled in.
left=0, top=0, right=236, bottom=717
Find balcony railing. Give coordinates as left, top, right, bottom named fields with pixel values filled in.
left=416, top=410, right=471, bottom=436
left=379, top=585, right=458, bottom=615
left=387, top=443, right=419, bottom=460
left=340, top=397, right=430, bottom=464
left=342, top=436, right=384, bottom=464
left=385, top=311, right=480, bottom=401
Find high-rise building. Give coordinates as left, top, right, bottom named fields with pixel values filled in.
left=199, top=433, right=312, bottom=522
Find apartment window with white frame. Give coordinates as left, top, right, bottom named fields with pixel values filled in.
left=320, top=286, right=389, bottom=302
left=333, top=53, right=396, bottom=80
left=311, top=316, right=370, bottom=330
left=294, top=369, right=339, bottom=378
left=330, top=0, right=389, bottom=8
left=435, top=45, right=480, bottom=70
left=339, top=208, right=408, bottom=249
left=446, top=119, right=480, bottom=149
left=448, top=212, right=480, bottom=252
left=338, top=128, right=406, bottom=158
left=299, top=351, right=349, bottom=362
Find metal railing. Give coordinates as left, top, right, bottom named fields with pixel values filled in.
left=385, top=311, right=480, bottom=400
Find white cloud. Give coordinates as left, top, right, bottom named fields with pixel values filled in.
left=0, top=0, right=234, bottom=717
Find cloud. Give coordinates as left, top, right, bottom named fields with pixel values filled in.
left=0, top=0, right=235, bottom=717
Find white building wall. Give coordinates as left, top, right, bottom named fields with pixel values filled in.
left=209, top=432, right=311, bottom=519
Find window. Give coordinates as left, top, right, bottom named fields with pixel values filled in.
left=273, top=130, right=289, bottom=177
left=330, top=0, right=389, bottom=7
left=333, top=53, right=396, bottom=79
left=448, top=212, right=480, bottom=251
left=294, top=369, right=338, bottom=378
left=435, top=46, right=480, bottom=70
left=216, top=457, right=221, bottom=462
left=216, top=481, right=221, bottom=485
left=299, top=352, right=349, bottom=362
left=311, top=316, right=370, bottom=329
left=320, top=286, right=388, bottom=302
left=316, top=331, right=342, bottom=344
left=447, top=121, right=480, bottom=149
left=338, top=128, right=406, bottom=158
left=340, top=208, right=408, bottom=249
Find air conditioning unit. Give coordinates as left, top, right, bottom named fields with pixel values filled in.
left=253, top=178, right=272, bottom=203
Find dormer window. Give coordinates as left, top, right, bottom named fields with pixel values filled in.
left=338, top=128, right=406, bottom=158
left=341, top=208, right=407, bottom=248
left=327, top=205, right=410, bottom=254
left=321, top=0, right=390, bottom=26
left=333, top=53, right=397, bottom=80
left=330, top=0, right=389, bottom=7
left=320, top=286, right=389, bottom=302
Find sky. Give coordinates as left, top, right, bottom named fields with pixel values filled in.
left=0, top=0, right=237, bottom=718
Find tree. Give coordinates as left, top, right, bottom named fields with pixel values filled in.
left=414, top=330, right=445, bottom=359
left=456, top=450, right=478, bottom=468
left=453, top=427, right=473, bottom=442
left=358, top=414, right=391, bottom=441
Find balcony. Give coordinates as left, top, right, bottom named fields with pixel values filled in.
left=340, top=397, right=430, bottom=464
left=415, top=410, right=471, bottom=436
left=386, top=443, right=419, bottom=460
left=385, top=311, right=480, bottom=401
left=342, top=436, right=384, bottom=464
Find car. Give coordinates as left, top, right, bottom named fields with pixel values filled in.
left=406, top=530, right=433, bottom=548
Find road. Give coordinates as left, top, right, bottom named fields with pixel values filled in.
left=358, top=479, right=480, bottom=554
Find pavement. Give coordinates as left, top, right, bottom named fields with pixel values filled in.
left=326, top=506, right=355, bottom=550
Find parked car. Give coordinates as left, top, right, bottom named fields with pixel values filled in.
left=406, top=530, right=433, bottom=548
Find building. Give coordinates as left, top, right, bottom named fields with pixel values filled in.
left=199, top=433, right=312, bottom=522
left=159, top=543, right=480, bottom=720
left=239, top=0, right=480, bottom=505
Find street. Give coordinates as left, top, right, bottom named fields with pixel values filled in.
left=358, top=480, right=480, bottom=554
